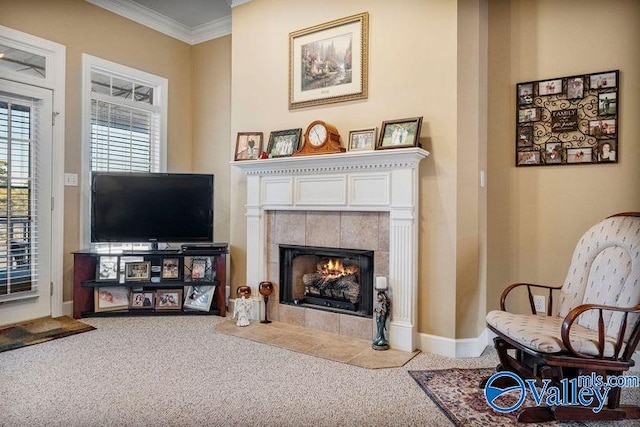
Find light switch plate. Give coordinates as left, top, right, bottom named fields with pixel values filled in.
left=64, top=173, right=78, bottom=186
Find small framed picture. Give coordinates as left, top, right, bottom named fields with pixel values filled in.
left=124, top=261, right=151, bottom=282
left=517, top=150, right=541, bottom=166
left=162, top=258, right=180, bottom=280
left=598, top=92, right=617, bottom=115
left=517, top=125, right=533, bottom=148
left=590, top=71, right=617, bottom=89
left=538, top=79, right=562, bottom=96
left=517, top=83, right=533, bottom=105
left=588, top=119, right=616, bottom=137
left=190, top=258, right=208, bottom=281
left=234, top=132, right=263, bottom=161
left=94, top=286, right=129, bottom=312
left=598, top=140, right=617, bottom=162
left=566, top=76, right=584, bottom=99
left=155, top=289, right=183, bottom=310
left=377, top=117, right=423, bottom=149
left=544, top=142, right=562, bottom=164
left=96, top=256, right=119, bottom=282
left=567, top=147, right=593, bottom=164
left=184, top=285, right=215, bottom=312
left=518, top=107, right=539, bottom=123
left=348, top=128, right=377, bottom=151
left=266, top=128, right=302, bottom=158
left=129, top=290, right=154, bottom=309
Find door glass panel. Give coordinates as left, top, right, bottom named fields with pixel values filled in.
left=0, top=100, right=34, bottom=297
left=0, top=44, right=46, bottom=79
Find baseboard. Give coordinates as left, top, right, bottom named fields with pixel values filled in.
left=62, top=301, right=73, bottom=317
left=417, top=329, right=489, bottom=358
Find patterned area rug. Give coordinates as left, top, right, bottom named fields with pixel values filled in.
left=409, top=368, right=585, bottom=427
left=0, top=316, right=95, bottom=353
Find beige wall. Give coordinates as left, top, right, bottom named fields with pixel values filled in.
left=487, top=0, right=640, bottom=313
left=0, top=0, right=194, bottom=300
left=192, top=36, right=232, bottom=244
left=230, top=0, right=465, bottom=339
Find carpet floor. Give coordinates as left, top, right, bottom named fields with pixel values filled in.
left=1, top=315, right=638, bottom=426
left=0, top=315, right=95, bottom=353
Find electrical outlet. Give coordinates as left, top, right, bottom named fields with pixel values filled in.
left=534, top=295, right=546, bottom=313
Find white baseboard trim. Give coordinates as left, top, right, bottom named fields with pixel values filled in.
left=62, top=301, right=73, bottom=317
left=417, top=328, right=490, bottom=358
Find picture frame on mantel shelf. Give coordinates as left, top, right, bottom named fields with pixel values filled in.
left=266, top=128, right=302, bottom=158
left=348, top=128, right=376, bottom=151
left=376, top=117, right=423, bottom=150
left=289, top=12, right=369, bottom=110
left=234, top=132, right=263, bottom=161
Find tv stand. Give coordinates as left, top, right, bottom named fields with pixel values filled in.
left=72, top=246, right=228, bottom=319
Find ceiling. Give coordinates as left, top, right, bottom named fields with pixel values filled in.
left=129, top=0, right=232, bottom=28
left=87, top=0, right=251, bottom=44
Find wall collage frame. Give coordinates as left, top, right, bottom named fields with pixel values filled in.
left=515, top=70, right=619, bottom=167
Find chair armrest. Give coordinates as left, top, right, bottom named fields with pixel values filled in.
left=561, top=303, right=640, bottom=360
left=500, top=282, right=562, bottom=315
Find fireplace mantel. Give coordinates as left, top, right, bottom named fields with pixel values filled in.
left=232, top=147, right=429, bottom=351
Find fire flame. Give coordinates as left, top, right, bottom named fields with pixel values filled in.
left=318, top=258, right=358, bottom=279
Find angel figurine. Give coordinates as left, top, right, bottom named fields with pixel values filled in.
left=233, top=286, right=253, bottom=327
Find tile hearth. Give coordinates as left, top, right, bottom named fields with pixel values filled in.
left=215, top=320, right=419, bottom=369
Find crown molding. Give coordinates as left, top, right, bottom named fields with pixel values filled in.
left=230, top=0, right=253, bottom=7
left=86, top=0, right=233, bottom=45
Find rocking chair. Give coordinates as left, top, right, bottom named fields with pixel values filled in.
left=485, top=212, right=640, bottom=422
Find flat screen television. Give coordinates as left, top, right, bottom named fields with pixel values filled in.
left=91, top=172, right=214, bottom=245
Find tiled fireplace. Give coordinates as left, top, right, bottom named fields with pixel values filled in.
left=233, top=148, right=429, bottom=351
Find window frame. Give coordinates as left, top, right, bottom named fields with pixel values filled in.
left=80, top=54, right=168, bottom=248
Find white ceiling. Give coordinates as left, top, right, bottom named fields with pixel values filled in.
left=87, top=0, right=251, bottom=44
left=130, top=0, right=231, bottom=28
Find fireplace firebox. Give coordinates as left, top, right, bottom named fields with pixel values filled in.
left=279, top=244, right=374, bottom=317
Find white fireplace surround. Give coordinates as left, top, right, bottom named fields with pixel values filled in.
left=233, top=148, right=429, bottom=351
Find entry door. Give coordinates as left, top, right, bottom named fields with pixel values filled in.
left=0, top=79, right=53, bottom=325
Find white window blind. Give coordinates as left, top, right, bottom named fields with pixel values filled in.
left=0, top=95, right=41, bottom=300
left=90, top=72, right=161, bottom=173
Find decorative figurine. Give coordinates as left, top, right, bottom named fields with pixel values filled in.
left=233, top=285, right=253, bottom=327
left=258, top=281, right=274, bottom=324
left=372, top=290, right=390, bottom=350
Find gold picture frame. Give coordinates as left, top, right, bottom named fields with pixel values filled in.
left=289, top=12, right=369, bottom=110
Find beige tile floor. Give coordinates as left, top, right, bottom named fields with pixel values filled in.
left=215, top=320, right=419, bottom=369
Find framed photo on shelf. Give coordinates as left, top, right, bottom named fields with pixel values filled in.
left=184, top=285, right=215, bottom=312
left=96, top=255, right=119, bottom=282
left=376, top=117, right=423, bottom=150
left=94, top=286, right=129, bottom=312
left=161, top=258, right=180, bottom=280
left=234, top=132, right=263, bottom=161
left=348, top=128, right=376, bottom=151
left=155, top=289, right=183, bottom=311
left=266, top=128, right=302, bottom=158
left=289, top=12, right=369, bottom=110
left=129, top=290, right=154, bottom=309
left=124, top=261, right=151, bottom=282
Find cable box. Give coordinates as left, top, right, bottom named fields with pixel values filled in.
left=180, top=243, right=228, bottom=254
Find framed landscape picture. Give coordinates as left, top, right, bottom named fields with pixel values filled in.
left=289, top=12, right=369, bottom=110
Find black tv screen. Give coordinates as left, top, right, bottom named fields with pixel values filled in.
left=91, top=172, right=214, bottom=243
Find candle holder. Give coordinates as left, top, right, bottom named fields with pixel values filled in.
left=258, top=281, right=273, bottom=324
